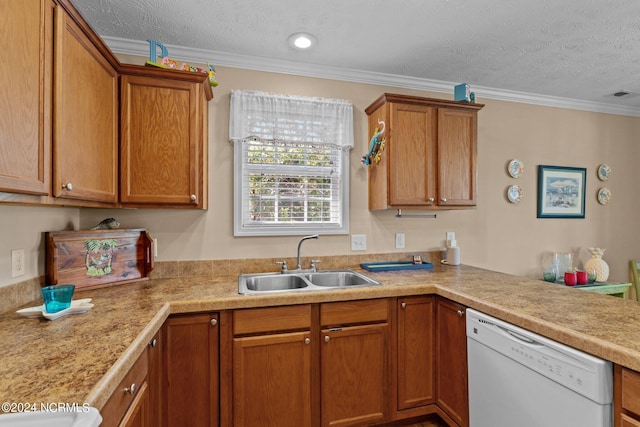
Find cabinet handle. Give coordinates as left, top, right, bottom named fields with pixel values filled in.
left=427, top=197, right=434, bottom=204
left=401, top=302, right=407, bottom=309
left=124, top=383, right=136, bottom=395
left=324, top=336, right=330, bottom=343
left=149, top=339, right=157, bottom=348
left=62, top=183, right=73, bottom=191
left=457, top=309, right=464, bottom=317
left=210, top=318, right=218, bottom=326
left=441, top=198, right=447, bottom=203
left=304, top=338, right=311, bottom=344
left=190, top=194, right=197, bottom=202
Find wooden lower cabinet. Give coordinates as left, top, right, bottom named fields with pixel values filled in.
left=225, top=300, right=391, bottom=427
left=233, top=331, right=312, bottom=426
left=396, top=296, right=436, bottom=418
left=230, top=304, right=313, bottom=427
left=615, top=365, right=640, bottom=427
left=320, top=299, right=391, bottom=427
left=435, top=297, right=468, bottom=427
left=320, top=323, right=389, bottom=427
left=147, top=330, right=163, bottom=427
left=101, top=347, right=149, bottom=427
left=118, top=382, right=149, bottom=427
left=163, top=313, right=219, bottom=427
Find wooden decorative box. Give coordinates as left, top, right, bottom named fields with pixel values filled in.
left=45, top=229, right=154, bottom=291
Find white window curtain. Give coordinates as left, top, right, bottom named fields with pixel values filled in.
left=229, top=90, right=353, bottom=236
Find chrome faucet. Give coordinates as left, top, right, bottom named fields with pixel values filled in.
left=296, top=234, right=319, bottom=270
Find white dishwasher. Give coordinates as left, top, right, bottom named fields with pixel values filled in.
left=466, top=309, right=613, bottom=427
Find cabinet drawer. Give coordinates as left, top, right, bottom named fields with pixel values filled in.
left=233, top=304, right=311, bottom=335
left=321, top=299, right=388, bottom=326
left=101, top=348, right=149, bottom=427
left=623, top=368, right=640, bottom=415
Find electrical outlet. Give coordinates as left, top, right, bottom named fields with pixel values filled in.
left=351, top=234, right=366, bottom=251
left=12, top=249, right=25, bottom=278
left=395, top=233, right=405, bottom=249
left=446, top=231, right=456, bottom=241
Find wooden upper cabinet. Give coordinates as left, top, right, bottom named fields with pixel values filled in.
left=119, top=66, right=212, bottom=209
left=438, top=108, right=477, bottom=206
left=0, top=0, right=53, bottom=196
left=53, top=5, right=118, bottom=203
left=388, top=103, right=437, bottom=206
left=365, top=93, right=483, bottom=210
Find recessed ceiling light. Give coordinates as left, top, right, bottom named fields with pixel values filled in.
left=288, top=33, right=317, bottom=50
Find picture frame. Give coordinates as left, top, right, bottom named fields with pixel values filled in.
left=537, top=165, right=586, bottom=218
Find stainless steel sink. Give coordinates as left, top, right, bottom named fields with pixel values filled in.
left=244, top=274, right=309, bottom=292
left=238, top=269, right=380, bottom=294
left=304, top=270, right=379, bottom=287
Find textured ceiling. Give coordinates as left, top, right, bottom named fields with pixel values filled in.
left=73, top=0, right=640, bottom=113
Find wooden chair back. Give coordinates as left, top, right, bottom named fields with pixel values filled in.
left=629, top=260, right=640, bottom=301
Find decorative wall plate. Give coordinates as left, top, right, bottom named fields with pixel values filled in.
left=507, top=185, right=523, bottom=203
left=597, top=164, right=611, bottom=181
left=597, top=187, right=611, bottom=205
left=507, top=159, right=524, bottom=178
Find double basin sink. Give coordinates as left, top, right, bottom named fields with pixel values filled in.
left=238, top=269, right=381, bottom=294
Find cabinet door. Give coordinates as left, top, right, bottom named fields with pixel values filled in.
left=120, top=74, right=205, bottom=208
left=53, top=6, right=118, bottom=202
left=164, top=314, right=219, bottom=427
left=0, top=0, right=52, bottom=195
left=623, top=414, right=640, bottom=427
left=321, top=323, right=389, bottom=427
left=233, top=331, right=312, bottom=427
left=118, top=381, right=149, bottom=427
left=437, top=109, right=477, bottom=206
left=435, top=298, right=468, bottom=427
left=397, top=296, right=435, bottom=411
left=147, top=331, right=163, bottom=427
left=388, top=103, right=437, bottom=206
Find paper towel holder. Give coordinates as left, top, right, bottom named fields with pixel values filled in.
left=395, top=209, right=437, bottom=219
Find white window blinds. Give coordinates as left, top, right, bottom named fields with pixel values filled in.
left=229, top=90, right=353, bottom=236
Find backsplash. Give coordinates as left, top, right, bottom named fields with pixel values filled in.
left=2, top=251, right=442, bottom=313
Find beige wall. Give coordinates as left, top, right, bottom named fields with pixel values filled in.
left=2, top=62, right=639, bottom=287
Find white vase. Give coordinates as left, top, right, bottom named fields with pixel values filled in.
left=584, top=248, right=609, bottom=282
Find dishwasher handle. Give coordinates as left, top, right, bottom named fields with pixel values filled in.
left=498, top=325, right=544, bottom=347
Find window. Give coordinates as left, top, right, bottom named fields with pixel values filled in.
left=229, top=90, right=353, bottom=236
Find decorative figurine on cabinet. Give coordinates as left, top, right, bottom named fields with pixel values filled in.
left=361, top=120, right=386, bottom=166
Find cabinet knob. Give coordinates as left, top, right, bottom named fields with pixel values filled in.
left=124, top=383, right=136, bottom=395
left=401, top=302, right=407, bottom=309
left=149, top=339, right=157, bottom=348
left=304, top=338, right=311, bottom=344
left=324, top=336, right=330, bottom=343
left=210, top=318, right=218, bottom=326
left=457, top=309, right=464, bottom=317
left=427, top=197, right=434, bottom=204
left=190, top=194, right=197, bottom=202
left=441, top=198, right=447, bottom=203
left=62, top=183, right=73, bottom=191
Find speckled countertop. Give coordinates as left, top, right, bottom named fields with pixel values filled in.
left=1, top=263, right=639, bottom=413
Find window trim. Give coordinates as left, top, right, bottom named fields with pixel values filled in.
left=233, top=140, right=350, bottom=236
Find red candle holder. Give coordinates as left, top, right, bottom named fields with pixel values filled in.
left=564, top=271, right=577, bottom=286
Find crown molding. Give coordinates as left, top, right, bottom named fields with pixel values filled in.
left=104, top=36, right=640, bottom=117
